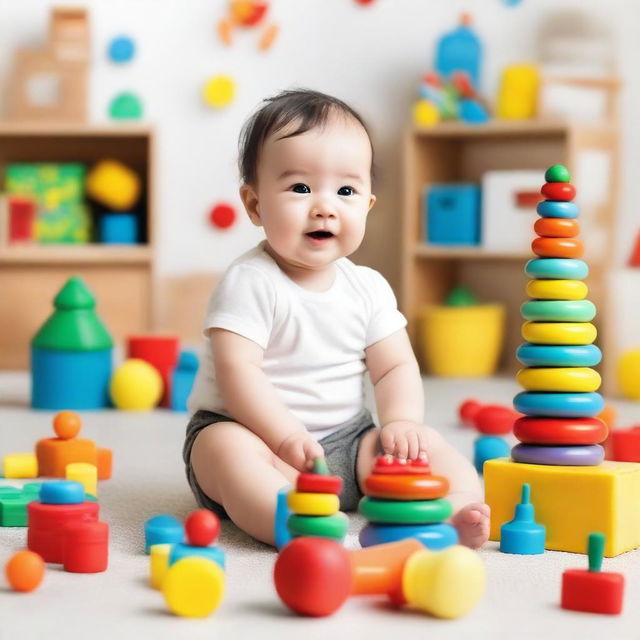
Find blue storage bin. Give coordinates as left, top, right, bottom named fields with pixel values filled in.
left=100, top=213, right=138, bottom=244
left=425, top=183, right=481, bottom=245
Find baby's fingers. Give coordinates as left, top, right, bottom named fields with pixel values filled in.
left=406, top=430, right=420, bottom=461
left=394, top=435, right=409, bottom=460
left=303, top=440, right=324, bottom=467
left=380, top=429, right=396, bottom=456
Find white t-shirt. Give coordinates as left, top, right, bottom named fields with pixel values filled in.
left=187, top=241, right=407, bottom=439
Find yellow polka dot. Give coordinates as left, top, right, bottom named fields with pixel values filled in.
left=203, top=75, right=236, bottom=108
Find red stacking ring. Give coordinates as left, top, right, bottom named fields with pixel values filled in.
left=296, top=473, right=343, bottom=495
left=534, top=217, right=580, bottom=238
left=532, top=237, right=584, bottom=259
left=541, top=182, right=576, bottom=201
left=513, top=416, right=608, bottom=445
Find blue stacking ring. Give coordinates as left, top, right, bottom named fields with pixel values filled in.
left=514, top=391, right=604, bottom=417
left=39, top=480, right=85, bottom=505
left=511, top=443, right=604, bottom=466
left=516, top=343, right=602, bottom=367
left=525, top=258, right=589, bottom=280
left=536, top=201, right=579, bottom=219
left=359, top=522, right=459, bottom=550
left=521, top=300, right=596, bottom=322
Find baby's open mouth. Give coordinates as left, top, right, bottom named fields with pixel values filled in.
left=306, top=230, right=334, bottom=239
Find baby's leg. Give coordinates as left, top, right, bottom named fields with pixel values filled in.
left=356, top=425, right=489, bottom=549
left=190, top=421, right=298, bottom=546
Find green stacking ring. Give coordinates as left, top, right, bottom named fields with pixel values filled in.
left=521, top=300, right=596, bottom=322
left=288, top=512, right=349, bottom=539
left=359, top=497, right=452, bottom=524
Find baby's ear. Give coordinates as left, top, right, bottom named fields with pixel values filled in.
left=368, top=193, right=377, bottom=212
left=239, top=183, right=262, bottom=226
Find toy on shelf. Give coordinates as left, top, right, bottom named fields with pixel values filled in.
left=218, top=1, right=279, bottom=52
left=127, top=336, right=179, bottom=408
left=485, top=166, right=640, bottom=557
left=31, top=277, right=114, bottom=410
left=6, top=7, right=89, bottom=123
left=287, top=457, right=348, bottom=543
left=99, top=212, right=139, bottom=243
left=86, top=160, right=141, bottom=211
left=358, top=454, right=458, bottom=549
left=499, top=484, right=545, bottom=554
left=425, top=183, right=480, bottom=246
left=496, top=64, right=540, bottom=120
left=561, top=532, right=624, bottom=615
left=170, top=351, right=199, bottom=412
left=5, top=550, right=46, bottom=592
left=109, top=358, right=163, bottom=411
left=6, top=196, right=37, bottom=244
left=435, top=13, right=482, bottom=89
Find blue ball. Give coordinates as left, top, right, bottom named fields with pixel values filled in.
left=108, top=35, right=136, bottom=64
left=40, top=480, right=85, bottom=505
left=474, top=436, right=510, bottom=474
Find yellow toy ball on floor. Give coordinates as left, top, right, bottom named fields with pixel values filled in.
left=162, top=557, right=225, bottom=618
left=618, top=350, right=640, bottom=400
left=203, top=75, right=236, bottom=108
left=413, top=99, right=439, bottom=127
left=110, top=358, right=163, bottom=410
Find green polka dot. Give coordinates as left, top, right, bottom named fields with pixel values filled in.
left=545, top=165, right=571, bottom=183
left=109, top=92, right=143, bottom=120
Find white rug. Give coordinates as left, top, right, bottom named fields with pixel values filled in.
left=1, top=372, right=639, bottom=640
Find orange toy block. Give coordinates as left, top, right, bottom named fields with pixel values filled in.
left=97, top=448, right=113, bottom=480
left=36, top=437, right=97, bottom=478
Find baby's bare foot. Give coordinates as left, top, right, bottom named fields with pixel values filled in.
left=451, top=502, right=490, bottom=549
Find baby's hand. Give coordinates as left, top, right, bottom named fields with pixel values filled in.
left=277, top=431, right=324, bottom=472
left=379, top=420, right=428, bottom=460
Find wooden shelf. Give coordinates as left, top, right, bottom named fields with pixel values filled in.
left=414, top=244, right=531, bottom=260
left=0, top=245, right=152, bottom=265
left=0, top=121, right=153, bottom=137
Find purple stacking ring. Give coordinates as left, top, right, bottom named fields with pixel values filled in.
left=511, top=443, right=604, bottom=466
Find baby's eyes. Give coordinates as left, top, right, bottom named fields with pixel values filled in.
left=338, top=186, right=355, bottom=196
left=291, top=183, right=311, bottom=194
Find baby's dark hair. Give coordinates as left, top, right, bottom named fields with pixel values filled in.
left=238, top=88, right=375, bottom=187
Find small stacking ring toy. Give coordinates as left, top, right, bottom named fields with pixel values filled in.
left=288, top=512, right=349, bottom=539
left=516, top=343, right=602, bottom=367
left=537, top=200, right=579, bottom=219
left=513, top=417, right=608, bottom=445
left=511, top=443, right=604, bottom=466
left=534, top=217, right=579, bottom=237
left=516, top=367, right=601, bottom=393
left=514, top=391, right=604, bottom=417
left=359, top=497, right=452, bottom=524
left=521, top=300, right=595, bottom=322
left=287, top=491, right=339, bottom=516
left=296, top=473, right=342, bottom=495
left=521, top=321, right=596, bottom=345
left=531, top=237, right=584, bottom=259
left=540, top=182, right=576, bottom=201
left=525, top=258, right=588, bottom=280
left=364, top=474, right=449, bottom=500
left=525, top=279, right=588, bottom=300
left=359, top=522, right=458, bottom=549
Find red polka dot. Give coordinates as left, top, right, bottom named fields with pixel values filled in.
left=209, top=203, right=236, bottom=230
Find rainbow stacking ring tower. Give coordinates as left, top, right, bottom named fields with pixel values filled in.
left=513, top=164, right=606, bottom=467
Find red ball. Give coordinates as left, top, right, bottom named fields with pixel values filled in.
left=274, top=537, right=352, bottom=617
left=185, top=509, right=220, bottom=547
left=474, top=405, right=518, bottom=435
left=208, top=203, right=236, bottom=230
left=459, top=398, right=481, bottom=427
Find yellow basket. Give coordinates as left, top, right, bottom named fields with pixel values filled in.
left=419, top=304, right=505, bottom=377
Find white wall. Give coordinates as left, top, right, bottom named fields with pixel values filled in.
left=0, top=0, right=636, bottom=283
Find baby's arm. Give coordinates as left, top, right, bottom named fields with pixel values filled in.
left=211, top=328, right=323, bottom=470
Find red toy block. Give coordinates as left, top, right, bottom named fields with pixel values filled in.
left=8, top=196, right=36, bottom=243
left=127, top=336, right=179, bottom=407
left=296, top=473, right=343, bottom=495
left=474, top=404, right=519, bottom=435
left=372, top=454, right=431, bottom=475
left=28, top=501, right=99, bottom=563
left=561, top=533, right=624, bottom=615
left=610, top=426, right=640, bottom=462
left=62, top=520, right=109, bottom=573
left=459, top=398, right=481, bottom=427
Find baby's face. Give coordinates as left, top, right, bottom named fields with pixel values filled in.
left=242, top=113, right=375, bottom=273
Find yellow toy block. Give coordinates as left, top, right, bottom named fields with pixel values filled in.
left=65, top=462, right=98, bottom=497
left=3, top=453, right=38, bottom=478
left=485, top=458, right=640, bottom=557
left=287, top=491, right=339, bottom=516
left=150, top=543, right=172, bottom=590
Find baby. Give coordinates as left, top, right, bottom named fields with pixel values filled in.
left=184, top=88, right=489, bottom=548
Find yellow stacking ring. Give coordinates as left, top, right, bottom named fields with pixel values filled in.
left=287, top=491, right=339, bottom=516
left=517, top=367, right=601, bottom=392
left=521, top=322, right=597, bottom=345
left=526, top=279, right=588, bottom=300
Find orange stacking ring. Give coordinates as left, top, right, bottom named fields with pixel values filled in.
left=540, top=182, right=576, bottom=201
left=534, top=218, right=579, bottom=238
left=513, top=416, right=608, bottom=445
left=364, top=473, right=449, bottom=500
left=531, top=237, right=584, bottom=258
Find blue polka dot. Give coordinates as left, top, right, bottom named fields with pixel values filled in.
left=108, top=35, right=136, bottom=64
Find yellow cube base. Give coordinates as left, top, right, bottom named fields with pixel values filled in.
left=485, top=458, right=640, bottom=557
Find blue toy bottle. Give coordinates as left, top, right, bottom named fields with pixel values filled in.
left=435, top=13, right=482, bottom=90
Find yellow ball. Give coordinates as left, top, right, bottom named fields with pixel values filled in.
left=162, top=557, right=225, bottom=618
left=526, top=279, right=588, bottom=301
left=517, top=367, right=601, bottom=393
left=203, top=75, right=236, bottom=108
left=402, top=546, right=485, bottom=619
left=521, top=321, right=596, bottom=345
left=109, top=358, right=163, bottom=411
left=413, top=99, right=439, bottom=127
left=618, top=350, right=640, bottom=400
left=287, top=491, right=339, bottom=516
left=86, top=160, right=140, bottom=210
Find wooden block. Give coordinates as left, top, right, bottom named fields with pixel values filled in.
left=485, top=458, right=640, bottom=557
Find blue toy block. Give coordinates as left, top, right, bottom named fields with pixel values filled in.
left=500, top=483, right=545, bottom=554
left=145, top=514, right=184, bottom=554
left=169, top=543, right=225, bottom=569
left=99, top=213, right=138, bottom=244
left=474, top=435, right=510, bottom=474
left=274, top=486, right=292, bottom=550
left=40, top=480, right=85, bottom=505
left=31, top=347, right=112, bottom=410
left=171, top=351, right=199, bottom=412
left=359, top=522, right=458, bottom=550
left=426, top=184, right=481, bottom=245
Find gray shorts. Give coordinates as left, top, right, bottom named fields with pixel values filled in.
left=183, top=408, right=378, bottom=518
